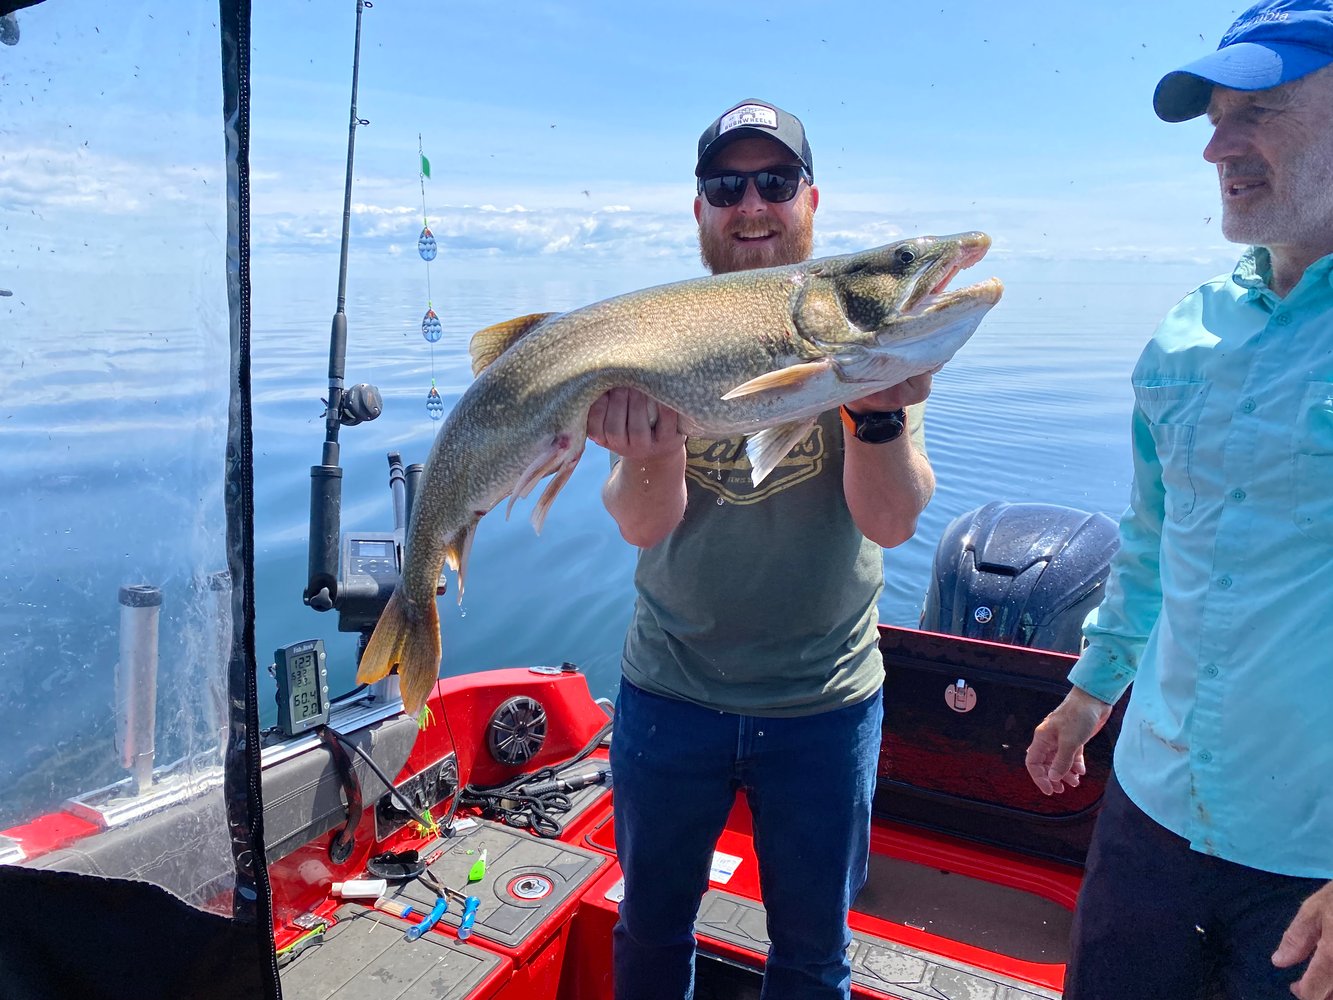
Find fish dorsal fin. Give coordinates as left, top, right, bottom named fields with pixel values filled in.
left=721, top=359, right=832, bottom=400
left=745, top=417, right=816, bottom=487
left=469, top=312, right=559, bottom=376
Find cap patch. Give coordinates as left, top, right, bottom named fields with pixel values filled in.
left=719, top=104, right=778, bottom=134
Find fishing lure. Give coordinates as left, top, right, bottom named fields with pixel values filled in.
left=417, top=138, right=444, bottom=420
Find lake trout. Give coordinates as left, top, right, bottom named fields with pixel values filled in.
left=358, top=232, right=1003, bottom=715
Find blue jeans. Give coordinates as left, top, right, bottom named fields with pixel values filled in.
left=610, top=678, right=883, bottom=1000
left=1066, top=771, right=1324, bottom=1000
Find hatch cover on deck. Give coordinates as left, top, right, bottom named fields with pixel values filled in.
left=695, top=890, right=1061, bottom=999
left=279, top=905, right=505, bottom=1000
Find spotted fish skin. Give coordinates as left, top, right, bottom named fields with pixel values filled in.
left=357, top=232, right=1003, bottom=716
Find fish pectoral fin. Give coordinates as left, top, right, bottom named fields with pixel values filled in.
left=745, top=418, right=816, bottom=487
left=469, top=312, right=560, bottom=376
left=531, top=440, right=585, bottom=536
left=355, top=588, right=442, bottom=719
left=721, top=360, right=833, bottom=400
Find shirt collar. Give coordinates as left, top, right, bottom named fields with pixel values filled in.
left=1231, top=247, right=1273, bottom=298
left=1231, top=246, right=1333, bottom=300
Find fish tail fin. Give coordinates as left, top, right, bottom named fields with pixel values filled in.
left=396, top=602, right=443, bottom=718
left=356, top=588, right=442, bottom=717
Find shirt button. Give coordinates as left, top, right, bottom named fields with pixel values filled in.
left=1204, top=664, right=1219, bottom=678
left=1198, top=750, right=1213, bottom=763
left=1275, top=312, right=1292, bottom=326
left=1218, top=576, right=1233, bottom=589
left=1241, top=398, right=1257, bottom=413
left=1231, top=488, right=1246, bottom=501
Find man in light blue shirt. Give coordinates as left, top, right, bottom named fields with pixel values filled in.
left=1025, top=2, right=1333, bottom=998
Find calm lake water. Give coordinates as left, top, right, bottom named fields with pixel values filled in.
left=0, top=243, right=1224, bottom=824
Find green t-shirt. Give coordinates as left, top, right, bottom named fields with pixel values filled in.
left=621, top=405, right=925, bottom=717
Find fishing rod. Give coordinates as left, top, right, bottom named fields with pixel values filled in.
left=304, top=0, right=384, bottom=615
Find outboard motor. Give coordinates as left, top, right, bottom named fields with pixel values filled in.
left=921, top=501, right=1120, bottom=655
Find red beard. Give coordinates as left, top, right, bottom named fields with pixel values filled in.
left=697, top=208, right=815, bottom=275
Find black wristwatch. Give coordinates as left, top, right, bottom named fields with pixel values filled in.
left=841, top=406, right=907, bottom=444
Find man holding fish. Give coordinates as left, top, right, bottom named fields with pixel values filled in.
left=356, top=99, right=1001, bottom=997
left=588, top=99, right=934, bottom=1000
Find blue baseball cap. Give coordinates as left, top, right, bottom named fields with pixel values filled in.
left=1154, top=0, right=1333, bottom=122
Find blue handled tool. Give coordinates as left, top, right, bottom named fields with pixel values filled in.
left=438, top=883, right=481, bottom=940
left=403, top=867, right=452, bottom=941
left=453, top=892, right=481, bottom=941
left=409, top=865, right=484, bottom=943
left=404, top=895, right=448, bottom=941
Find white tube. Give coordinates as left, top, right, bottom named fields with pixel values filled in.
left=332, top=878, right=388, bottom=899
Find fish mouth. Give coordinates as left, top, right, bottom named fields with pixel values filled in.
left=917, top=275, right=1005, bottom=314
left=904, top=232, right=1003, bottom=316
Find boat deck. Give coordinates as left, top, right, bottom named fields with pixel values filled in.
left=268, top=642, right=1083, bottom=999
left=275, top=793, right=1073, bottom=999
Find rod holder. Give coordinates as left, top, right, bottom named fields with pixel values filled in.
left=404, top=463, right=423, bottom=541
left=203, top=570, right=233, bottom=755
left=388, top=452, right=407, bottom=539
left=306, top=464, right=343, bottom=611
left=117, top=584, right=162, bottom=796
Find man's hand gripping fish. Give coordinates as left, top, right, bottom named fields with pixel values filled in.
left=357, top=232, right=1004, bottom=716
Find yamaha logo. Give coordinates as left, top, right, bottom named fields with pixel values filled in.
left=973, top=606, right=993, bottom=624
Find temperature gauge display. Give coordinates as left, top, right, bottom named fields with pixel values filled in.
left=275, top=639, right=330, bottom=736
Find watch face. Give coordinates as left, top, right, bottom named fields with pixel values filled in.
left=853, top=409, right=905, bottom=444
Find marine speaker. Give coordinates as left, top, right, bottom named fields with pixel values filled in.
left=486, top=696, right=547, bottom=765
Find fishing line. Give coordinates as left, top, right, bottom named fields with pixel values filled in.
left=417, top=135, right=444, bottom=421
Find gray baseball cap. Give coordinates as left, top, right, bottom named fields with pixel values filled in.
left=695, top=99, right=813, bottom=179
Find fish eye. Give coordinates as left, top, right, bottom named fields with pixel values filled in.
left=896, top=247, right=917, bottom=265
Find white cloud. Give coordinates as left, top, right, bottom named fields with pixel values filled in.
left=1, top=137, right=1237, bottom=271
left=0, top=144, right=223, bottom=216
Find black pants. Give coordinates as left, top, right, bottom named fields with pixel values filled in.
left=1066, top=772, right=1324, bottom=1000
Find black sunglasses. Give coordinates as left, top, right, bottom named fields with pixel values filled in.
left=697, top=165, right=811, bottom=208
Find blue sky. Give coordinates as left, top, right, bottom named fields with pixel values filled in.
left=1, top=1, right=1249, bottom=287
left=247, top=0, right=1245, bottom=280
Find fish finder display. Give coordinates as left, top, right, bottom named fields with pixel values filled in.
left=275, top=639, right=330, bottom=736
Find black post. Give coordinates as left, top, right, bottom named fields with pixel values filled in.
left=304, top=0, right=367, bottom=611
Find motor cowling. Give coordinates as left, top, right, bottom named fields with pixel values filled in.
left=920, top=501, right=1120, bottom=655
